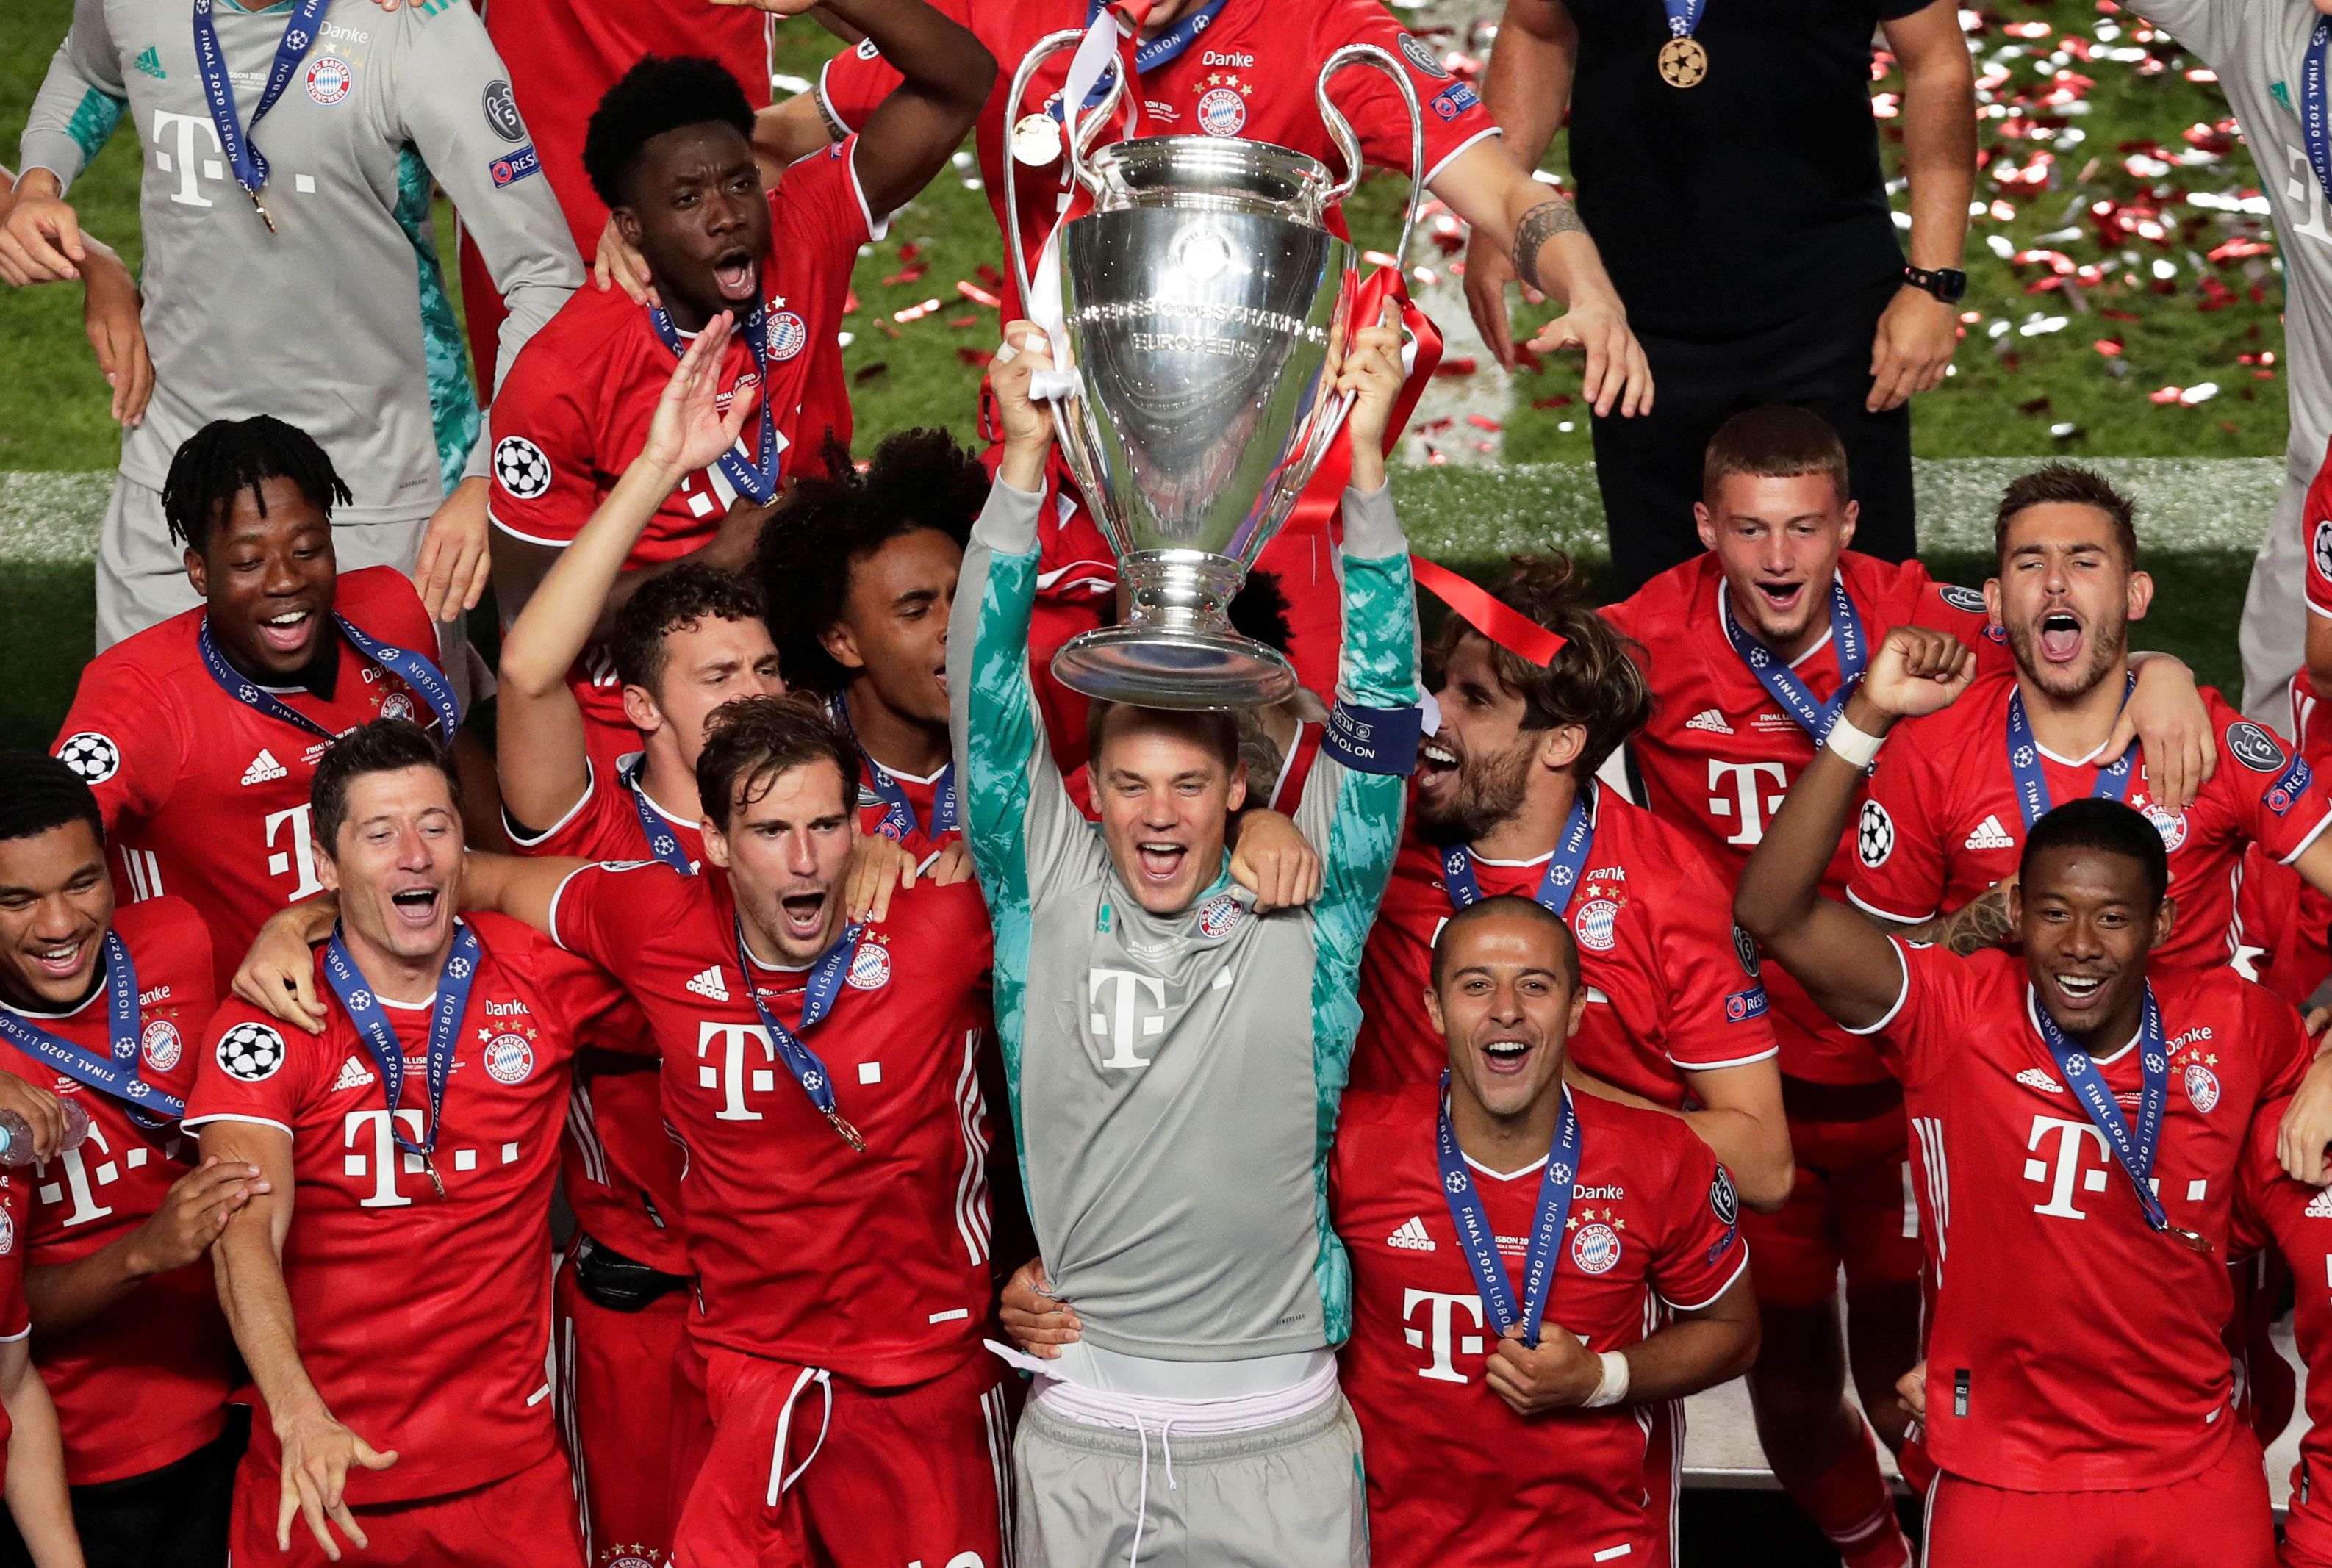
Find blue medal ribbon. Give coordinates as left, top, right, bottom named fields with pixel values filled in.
left=2004, top=674, right=2136, bottom=832
left=2028, top=985, right=2211, bottom=1254
left=1050, top=0, right=1233, bottom=123
left=734, top=920, right=867, bottom=1151
left=1435, top=1070, right=1584, bottom=1348
left=321, top=923, right=481, bottom=1195
left=1662, top=0, right=1708, bottom=39
left=618, top=755, right=697, bottom=875
left=2306, top=19, right=2332, bottom=206
left=1443, top=788, right=1595, bottom=918
left=197, top=617, right=459, bottom=744
left=190, top=0, right=329, bottom=211
left=1718, top=578, right=1867, bottom=743
left=827, top=694, right=957, bottom=844
left=0, top=931, right=180, bottom=1129
left=645, top=304, right=783, bottom=506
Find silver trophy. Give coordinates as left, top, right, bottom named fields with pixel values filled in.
left=1005, top=37, right=1425, bottom=710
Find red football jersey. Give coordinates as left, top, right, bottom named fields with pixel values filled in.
left=183, top=916, right=617, bottom=1503
left=548, top=863, right=997, bottom=1385
left=51, top=567, right=444, bottom=995
left=1332, top=1084, right=1745, bottom=1566
left=1849, top=677, right=2332, bottom=972
left=850, top=757, right=959, bottom=860
left=0, top=899, right=237, bottom=1485
left=1865, top=940, right=2306, bottom=1490
left=1352, top=786, right=1777, bottom=1107
left=0, top=1174, right=32, bottom=1497
left=2238, top=1100, right=2332, bottom=1564
left=819, top=0, right=1496, bottom=326
left=487, top=138, right=875, bottom=736
left=2303, top=428, right=2332, bottom=620
left=1604, top=552, right=2010, bottom=1085
left=505, top=757, right=696, bottom=1276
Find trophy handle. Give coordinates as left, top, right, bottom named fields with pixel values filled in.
left=1314, top=43, right=1426, bottom=273
left=1002, top=29, right=1127, bottom=323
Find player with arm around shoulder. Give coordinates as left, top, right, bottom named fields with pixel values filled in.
left=1332, top=894, right=1755, bottom=1566
left=1736, top=628, right=2291, bottom=1568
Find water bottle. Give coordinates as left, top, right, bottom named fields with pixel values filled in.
left=0, top=1099, right=93, bottom=1167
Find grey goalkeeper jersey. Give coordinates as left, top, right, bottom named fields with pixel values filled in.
left=21, top=0, right=581, bottom=517
left=950, top=476, right=1418, bottom=1362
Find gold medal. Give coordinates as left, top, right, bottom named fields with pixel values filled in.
left=1012, top=112, right=1062, bottom=167
left=1657, top=35, right=1709, bottom=89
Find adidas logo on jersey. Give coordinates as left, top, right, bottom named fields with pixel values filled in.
left=133, top=46, right=165, bottom=78
left=1965, top=814, right=2015, bottom=851
left=241, top=749, right=289, bottom=785
left=331, top=1057, right=376, bottom=1092
left=2015, top=1067, right=2066, bottom=1095
left=686, top=965, right=729, bottom=1002
left=1685, top=709, right=1734, bottom=736
left=1388, top=1216, right=1435, bottom=1251
left=2309, top=1189, right=2332, bottom=1220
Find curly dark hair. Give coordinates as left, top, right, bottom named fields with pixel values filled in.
left=1427, top=554, right=1651, bottom=782
left=162, top=417, right=351, bottom=554
left=755, top=430, right=988, bottom=694
left=582, top=55, right=756, bottom=211
left=611, top=564, right=767, bottom=700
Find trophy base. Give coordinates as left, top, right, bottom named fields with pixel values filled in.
left=1051, top=625, right=1299, bottom=711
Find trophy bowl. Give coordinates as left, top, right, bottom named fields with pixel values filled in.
left=1007, top=41, right=1424, bottom=711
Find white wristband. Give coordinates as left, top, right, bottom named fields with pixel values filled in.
left=1824, top=713, right=1885, bottom=770
left=1585, top=1350, right=1631, bottom=1408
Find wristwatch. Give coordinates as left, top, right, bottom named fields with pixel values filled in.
left=1902, top=265, right=1967, bottom=304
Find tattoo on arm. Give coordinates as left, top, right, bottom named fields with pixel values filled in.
left=1894, top=880, right=2017, bottom=957
left=1512, top=196, right=1585, bottom=294
left=815, top=91, right=848, bottom=145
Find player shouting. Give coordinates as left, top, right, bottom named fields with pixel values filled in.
left=0, top=756, right=256, bottom=1566
left=1334, top=896, right=1757, bottom=1567
left=492, top=317, right=786, bottom=1561
left=14, top=0, right=580, bottom=644
left=188, top=722, right=623, bottom=1565
left=1603, top=410, right=2211, bottom=1568
left=959, top=310, right=1413, bottom=1564
left=1735, top=626, right=2307, bottom=1568
left=51, top=418, right=460, bottom=999
left=488, top=8, right=991, bottom=763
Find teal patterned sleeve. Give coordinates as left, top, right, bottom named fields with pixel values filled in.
left=18, top=0, right=129, bottom=193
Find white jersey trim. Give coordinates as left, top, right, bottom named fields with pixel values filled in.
left=546, top=865, right=597, bottom=953
left=2310, top=600, right=2332, bottom=620
left=1671, top=1045, right=1781, bottom=1071
left=182, top=1112, right=296, bottom=1137
left=1845, top=887, right=1936, bottom=927
left=843, top=140, right=893, bottom=243
left=504, top=758, right=603, bottom=850
left=487, top=508, right=578, bottom=547
left=1657, top=1248, right=1750, bottom=1313
left=2278, top=804, right=2332, bottom=868
left=1839, top=937, right=1912, bottom=1037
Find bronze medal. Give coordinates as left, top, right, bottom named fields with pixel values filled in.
left=1657, top=35, right=1709, bottom=89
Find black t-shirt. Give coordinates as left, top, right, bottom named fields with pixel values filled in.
left=1565, top=0, right=1931, bottom=337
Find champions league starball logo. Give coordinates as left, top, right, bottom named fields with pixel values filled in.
left=1856, top=801, right=1894, bottom=868
left=493, top=436, right=552, bottom=500
left=216, top=1022, right=287, bottom=1082
left=56, top=733, right=121, bottom=785
left=2315, top=519, right=2332, bottom=586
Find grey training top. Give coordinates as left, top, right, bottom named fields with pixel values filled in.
left=21, top=0, right=581, bottom=516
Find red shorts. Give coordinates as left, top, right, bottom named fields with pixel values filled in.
left=1924, top=1428, right=2274, bottom=1568
left=671, top=1348, right=1011, bottom=1568
left=555, top=1256, right=711, bottom=1565
left=232, top=1447, right=584, bottom=1567
left=1739, top=1105, right=1922, bottom=1312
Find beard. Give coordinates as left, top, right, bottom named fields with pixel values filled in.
left=2006, top=611, right=2127, bottom=702
left=1416, top=740, right=1535, bottom=847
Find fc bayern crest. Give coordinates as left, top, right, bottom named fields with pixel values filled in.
left=1197, top=894, right=1244, bottom=939
left=1572, top=899, right=1620, bottom=953
left=1570, top=1221, right=1621, bottom=1275
left=484, top=1033, right=534, bottom=1085
left=2143, top=802, right=2188, bottom=853
left=304, top=56, right=352, bottom=104
left=141, top=1019, right=183, bottom=1073
left=379, top=692, right=415, bottom=722
left=847, top=943, right=891, bottom=991
left=0, top=1204, right=15, bottom=1257
left=2184, top=1062, right=2221, bottom=1114
left=766, top=310, right=808, bottom=362
left=1197, top=86, right=1246, bottom=136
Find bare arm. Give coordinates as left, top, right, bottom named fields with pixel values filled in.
left=1461, top=0, right=1576, bottom=367
left=1735, top=630, right=1975, bottom=1031
left=1482, top=1270, right=1758, bottom=1415
left=26, top=1157, right=265, bottom=1336
left=0, top=1336, right=79, bottom=1568
left=753, top=92, right=843, bottom=181
left=1865, top=0, right=1975, bottom=413
left=1890, top=877, right=2017, bottom=956
left=201, top=1120, right=395, bottom=1558
left=2310, top=614, right=2332, bottom=706
left=1567, top=1062, right=1793, bottom=1214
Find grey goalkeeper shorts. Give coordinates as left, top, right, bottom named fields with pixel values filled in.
left=1013, top=1391, right=1368, bottom=1568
